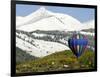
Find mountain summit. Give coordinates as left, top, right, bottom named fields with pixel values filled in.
left=16, top=7, right=83, bottom=32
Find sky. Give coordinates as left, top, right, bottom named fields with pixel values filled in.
left=16, top=4, right=95, bottom=23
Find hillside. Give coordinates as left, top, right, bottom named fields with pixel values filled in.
left=16, top=50, right=95, bottom=73
left=82, top=28, right=94, bottom=33
left=16, top=29, right=95, bottom=57
left=16, top=47, right=38, bottom=63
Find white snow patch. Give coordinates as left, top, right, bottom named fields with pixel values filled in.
left=80, top=31, right=94, bottom=36
left=82, top=20, right=94, bottom=29
left=32, top=33, right=47, bottom=37
left=16, top=37, right=70, bottom=57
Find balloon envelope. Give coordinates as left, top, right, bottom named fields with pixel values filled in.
left=68, top=33, right=88, bottom=57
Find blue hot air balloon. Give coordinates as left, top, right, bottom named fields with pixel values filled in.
left=68, top=32, right=88, bottom=58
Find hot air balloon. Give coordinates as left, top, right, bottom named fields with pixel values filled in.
left=68, top=32, right=88, bottom=58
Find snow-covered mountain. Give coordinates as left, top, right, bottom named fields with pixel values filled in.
left=80, top=20, right=95, bottom=36
left=16, top=7, right=83, bottom=32
left=16, top=30, right=70, bottom=57
left=16, top=7, right=95, bottom=57
left=82, top=20, right=94, bottom=29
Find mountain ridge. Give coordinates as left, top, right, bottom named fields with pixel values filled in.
left=16, top=7, right=95, bottom=57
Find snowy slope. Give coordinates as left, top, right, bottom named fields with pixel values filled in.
left=16, top=16, right=23, bottom=21
left=80, top=20, right=95, bottom=36
left=16, top=7, right=83, bottom=32
left=80, top=31, right=94, bottom=36
left=82, top=20, right=94, bottom=29
left=16, top=7, right=54, bottom=27
left=16, top=36, right=70, bottom=57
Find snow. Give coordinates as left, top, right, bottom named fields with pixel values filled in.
left=16, top=7, right=83, bottom=32
left=16, top=7, right=94, bottom=32
left=32, top=33, right=47, bottom=37
left=16, top=16, right=23, bottom=21
left=82, top=20, right=94, bottom=29
left=16, top=36, right=70, bottom=57
left=59, top=38, right=68, bottom=44
left=16, top=7, right=53, bottom=27
left=80, top=31, right=95, bottom=36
